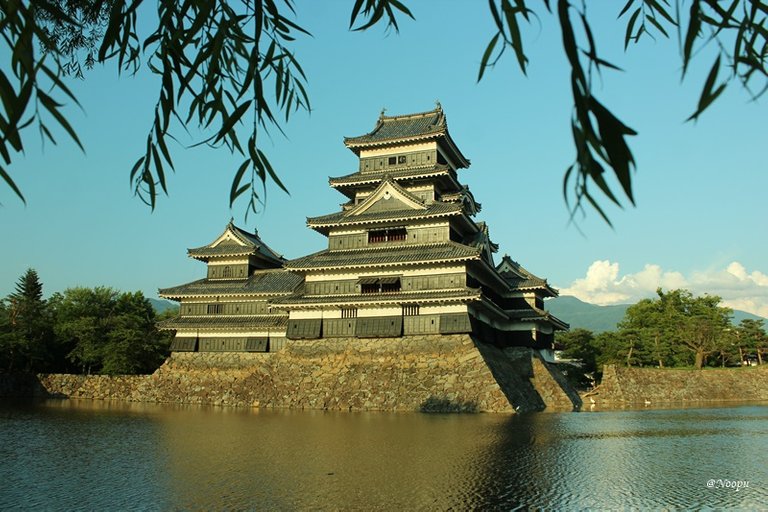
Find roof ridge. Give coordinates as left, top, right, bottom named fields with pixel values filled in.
left=378, top=105, right=443, bottom=122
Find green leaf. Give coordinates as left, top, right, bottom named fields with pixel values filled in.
left=37, top=91, right=84, bottom=151
left=258, top=148, right=288, bottom=193
left=688, top=56, right=728, bottom=121
left=478, top=33, right=501, bottom=82
left=129, top=156, right=146, bottom=183
left=646, top=15, right=670, bottom=38
left=625, top=8, right=641, bottom=50
left=682, top=1, right=701, bottom=77
left=647, top=0, right=677, bottom=25
left=489, top=0, right=504, bottom=30
left=618, top=0, right=635, bottom=19
left=229, top=159, right=251, bottom=207
left=502, top=0, right=528, bottom=74
left=213, top=100, right=252, bottom=145
left=0, top=163, right=26, bottom=204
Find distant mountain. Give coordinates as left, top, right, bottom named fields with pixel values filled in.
left=546, top=296, right=630, bottom=333
left=547, top=295, right=766, bottom=333
left=149, top=298, right=178, bottom=314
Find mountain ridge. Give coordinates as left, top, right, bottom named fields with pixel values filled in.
left=546, top=295, right=766, bottom=333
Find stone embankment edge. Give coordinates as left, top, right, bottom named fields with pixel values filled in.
left=585, top=364, right=768, bottom=407
left=0, top=335, right=582, bottom=413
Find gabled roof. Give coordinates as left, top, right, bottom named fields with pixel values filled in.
left=307, top=180, right=464, bottom=233
left=441, top=186, right=481, bottom=216
left=187, top=221, right=285, bottom=267
left=343, top=105, right=470, bottom=168
left=346, top=177, right=426, bottom=216
left=496, top=255, right=558, bottom=296
left=159, top=269, right=302, bottom=299
left=467, top=222, right=499, bottom=266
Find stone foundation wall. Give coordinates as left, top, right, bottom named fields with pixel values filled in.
left=1, top=336, right=582, bottom=413
left=594, top=364, right=768, bottom=404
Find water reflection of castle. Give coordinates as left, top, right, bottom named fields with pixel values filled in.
left=159, top=105, right=567, bottom=357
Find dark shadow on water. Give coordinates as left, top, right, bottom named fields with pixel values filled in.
left=0, top=373, right=66, bottom=400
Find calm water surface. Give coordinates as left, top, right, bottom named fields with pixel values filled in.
left=0, top=400, right=766, bottom=510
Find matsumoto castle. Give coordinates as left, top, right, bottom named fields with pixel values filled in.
left=159, top=105, right=567, bottom=358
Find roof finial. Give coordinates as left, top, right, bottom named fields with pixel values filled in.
left=229, top=216, right=234, bottom=225
left=379, top=107, right=387, bottom=119
left=435, top=100, right=442, bottom=111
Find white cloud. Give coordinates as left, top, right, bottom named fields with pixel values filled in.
left=560, top=260, right=768, bottom=318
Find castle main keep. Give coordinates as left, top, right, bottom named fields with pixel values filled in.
left=158, top=106, right=576, bottom=412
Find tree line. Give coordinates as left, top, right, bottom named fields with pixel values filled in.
left=0, top=269, right=172, bottom=375
left=557, top=288, right=768, bottom=388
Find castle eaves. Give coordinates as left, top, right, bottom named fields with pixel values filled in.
left=285, top=242, right=481, bottom=271
left=159, top=270, right=302, bottom=298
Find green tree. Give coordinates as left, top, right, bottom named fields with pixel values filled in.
left=618, top=296, right=689, bottom=368
left=557, top=328, right=597, bottom=372
left=102, top=291, right=170, bottom=374
left=51, top=287, right=169, bottom=375
left=51, top=287, right=117, bottom=374
left=619, top=289, right=733, bottom=369
left=556, top=327, right=599, bottom=389
left=1, top=1, right=765, bottom=223
left=736, top=318, right=767, bottom=365
left=591, top=330, right=629, bottom=369
left=1, top=269, right=53, bottom=372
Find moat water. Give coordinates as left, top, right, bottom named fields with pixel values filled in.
left=1, top=400, right=766, bottom=510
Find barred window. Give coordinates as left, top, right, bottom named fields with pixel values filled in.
left=207, top=304, right=223, bottom=315
left=360, top=277, right=401, bottom=294
left=341, top=307, right=358, bottom=319
left=402, top=305, right=420, bottom=316
left=368, top=227, right=407, bottom=244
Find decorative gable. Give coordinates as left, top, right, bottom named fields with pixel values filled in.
left=187, top=221, right=285, bottom=273
left=346, top=178, right=426, bottom=217
left=209, top=224, right=251, bottom=249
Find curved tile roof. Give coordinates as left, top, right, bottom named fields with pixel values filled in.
left=329, top=164, right=454, bottom=187
left=188, top=221, right=285, bottom=265
left=157, top=314, right=288, bottom=330
left=285, top=242, right=481, bottom=270
left=272, top=288, right=481, bottom=306
left=159, top=270, right=302, bottom=298
left=344, top=107, right=446, bottom=147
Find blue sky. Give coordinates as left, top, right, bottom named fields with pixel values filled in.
left=2, top=2, right=766, bottom=317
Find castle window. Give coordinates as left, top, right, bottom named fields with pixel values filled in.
left=207, top=304, right=223, bottom=315
left=388, top=156, right=397, bottom=165
left=398, top=155, right=406, bottom=164
left=341, top=307, right=358, bottom=319
left=223, top=266, right=232, bottom=278
left=380, top=276, right=401, bottom=293
left=368, top=227, right=407, bottom=244
left=402, top=304, right=420, bottom=316
left=359, top=276, right=401, bottom=294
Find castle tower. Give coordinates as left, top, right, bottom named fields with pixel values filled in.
left=269, top=105, right=566, bottom=352
left=159, top=221, right=301, bottom=352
